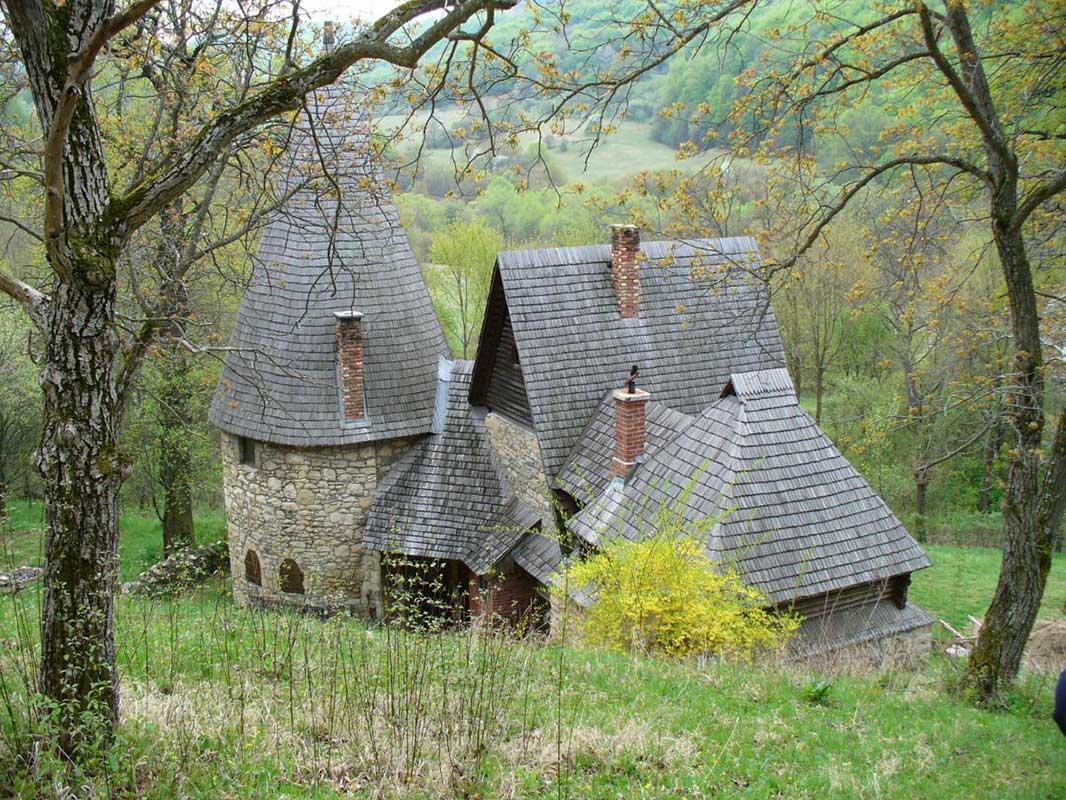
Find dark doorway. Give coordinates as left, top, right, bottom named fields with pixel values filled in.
left=244, top=549, right=262, bottom=586
left=381, top=555, right=469, bottom=627
left=279, top=558, right=305, bottom=594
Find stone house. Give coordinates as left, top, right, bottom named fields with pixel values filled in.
left=211, top=84, right=933, bottom=652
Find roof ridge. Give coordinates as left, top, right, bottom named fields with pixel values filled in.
left=497, top=235, right=760, bottom=265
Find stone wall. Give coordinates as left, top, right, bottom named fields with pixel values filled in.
left=483, top=412, right=555, bottom=534
left=221, top=432, right=414, bottom=616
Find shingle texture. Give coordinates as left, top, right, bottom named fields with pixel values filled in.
left=473, top=238, right=785, bottom=476
left=556, top=391, right=694, bottom=505
left=365, top=362, right=535, bottom=574
left=568, top=368, right=931, bottom=604
left=510, top=533, right=563, bottom=586
left=209, top=83, right=447, bottom=446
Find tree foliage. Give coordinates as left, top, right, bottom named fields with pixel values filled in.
left=426, top=219, right=501, bottom=357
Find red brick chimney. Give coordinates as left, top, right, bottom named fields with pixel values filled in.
left=611, top=386, right=650, bottom=481
left=611, top=224, right=641, bottom=319
left=335, top=311, right=365, bottom=420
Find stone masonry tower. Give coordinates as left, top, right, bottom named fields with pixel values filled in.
left=209, top=79, right=447, bottom=615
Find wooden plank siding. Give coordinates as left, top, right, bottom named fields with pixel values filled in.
left=784, top=576, right=909, bottom=621
left=470, top=266, right=534, bottom=426
left=485, top=314, right=533, bottom=425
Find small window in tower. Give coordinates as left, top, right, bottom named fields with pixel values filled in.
left=238, top=436, right=256, bottom=467
left=244, top=549, right=262, bottom=586
left=280, top=558, right=305, bottom=594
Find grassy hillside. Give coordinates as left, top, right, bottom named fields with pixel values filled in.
left=912, top=544, right=1066, bottom=634
left=2, top=505, right=1065, bottom=797
left=0, top=579, right=1062, bottom=798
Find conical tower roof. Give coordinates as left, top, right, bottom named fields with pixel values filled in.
left=209, top=82, right=448, bottom=446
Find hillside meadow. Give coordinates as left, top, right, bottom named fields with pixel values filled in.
left=1, top=506, right=1063, bottom=798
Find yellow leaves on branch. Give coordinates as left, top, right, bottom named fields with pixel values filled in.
left=556, top=532, right=798, bottom=659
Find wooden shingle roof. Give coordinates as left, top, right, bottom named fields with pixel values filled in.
left=470, top=237, right=786, bottom=477
left=209, top=84, right=447, bottom=446
left=556, top=390, right=694, bottom=505
left=364, top=361, right=535, bottom=574
left=567, top=368, right=931, bottom=604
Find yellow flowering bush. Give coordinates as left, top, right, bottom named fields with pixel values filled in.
left=558, top=532, right=798, bottom=658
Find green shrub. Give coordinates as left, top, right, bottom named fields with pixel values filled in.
left=557, top=532, right=798, bottom=658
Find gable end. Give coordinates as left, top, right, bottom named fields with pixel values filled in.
left=470, top=266, right=533, bottom=425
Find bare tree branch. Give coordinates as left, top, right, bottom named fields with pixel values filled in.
left=0, top=265, right=49, bottom=329
left=1014, top=168, right=1066, bottom=231
left=111, top=0, right=517, bottom=239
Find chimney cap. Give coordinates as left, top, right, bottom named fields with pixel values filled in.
left=611, top=223, right=638, bottom=231
left=612, top=387, right=650, bottom=402
left=334, top=310, right=363, bottom=321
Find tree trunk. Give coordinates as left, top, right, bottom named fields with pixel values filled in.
left=159, top=342, right=196, bottom=555
left=966, top=222, right=1056, bottom=701
left=978, top=412, right=1004, bottom=514
left=814, top=364, right=824, bottom=425
left=914, top=469, right=928, bottom=543
left=37, top=276, right=123, bottom=753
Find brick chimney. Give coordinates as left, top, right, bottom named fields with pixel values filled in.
left=611, top=224, right=641, bottom=319
left=611, top=386, right=650, bottom=481
left=335, top=311, right=365, bottom=420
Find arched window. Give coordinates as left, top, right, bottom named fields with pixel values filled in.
left=244, top=549, right=262, bottom=586
left=280, top=558, right=305, bottom=594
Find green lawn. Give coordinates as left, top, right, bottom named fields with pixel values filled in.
left=911, top=543, right=1066, bottom=634
left=2, top=498, right=227, bottom=582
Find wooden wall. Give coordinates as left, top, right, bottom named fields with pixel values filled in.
left=484, top=311, right=533, bottom=425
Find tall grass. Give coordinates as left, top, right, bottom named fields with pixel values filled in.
left=0, top=577, right=572, bottom=798
left=2, top=505, right=1063, bottom=798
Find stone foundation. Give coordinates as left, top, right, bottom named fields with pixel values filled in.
left=221, top=432, right=414, bottom=616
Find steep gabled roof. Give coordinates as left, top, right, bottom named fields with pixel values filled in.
left=567, top=368, right=931, bottom=604
left=365, top=361, right=534, bottom=574
left=209, top=83, right=447, bottom=446
left=470, top=237, right=786, bottom=476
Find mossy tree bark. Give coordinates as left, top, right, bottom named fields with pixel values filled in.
left=154, top=211, right=195, bottom=556
left=38, top=277, right=125, bottom=749
left=965, top=220, right=1063, bottom=698
left=917, top=5, right=1066, bottom=701
left=158, top=337, right=196, bottom=555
